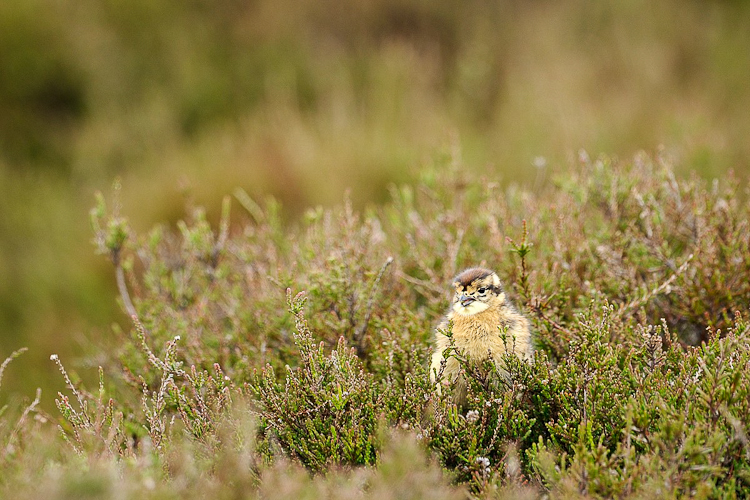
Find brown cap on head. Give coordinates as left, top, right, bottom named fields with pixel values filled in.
left=453, top=267, right=495, bottom=288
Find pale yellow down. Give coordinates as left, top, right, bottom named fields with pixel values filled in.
left=429, top=269, right=533, bottom=401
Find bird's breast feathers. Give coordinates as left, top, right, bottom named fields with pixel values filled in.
left=443, top=305, right=530, bottom=361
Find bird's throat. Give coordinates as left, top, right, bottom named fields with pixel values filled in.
left=453, top=301, right=490, bottom=316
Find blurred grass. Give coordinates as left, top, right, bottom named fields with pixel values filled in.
left=0, top=0, right=749, bottom=405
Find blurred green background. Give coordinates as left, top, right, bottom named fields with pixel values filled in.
left=1, top=0, right=749, bottom=403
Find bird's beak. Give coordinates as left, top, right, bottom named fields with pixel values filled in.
left=459, top=295, right=475, bottom=307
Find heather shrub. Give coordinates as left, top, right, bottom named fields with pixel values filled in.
left=532, top=313, right=750, bottom=498
left=1, top=151, right=748, bottom=498
left=250, top=290, right=381, bottom=470
left=0, top=349, right=41, bottom=474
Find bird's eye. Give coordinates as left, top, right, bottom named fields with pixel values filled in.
left=478, top=287, right=487, bottom=294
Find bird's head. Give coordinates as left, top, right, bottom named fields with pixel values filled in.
left=450, top=268, right=506, bottom=315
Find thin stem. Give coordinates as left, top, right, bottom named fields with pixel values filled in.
left=355, top=257, right=394, bottom=357
left=115, top=261, right=138, bottom=321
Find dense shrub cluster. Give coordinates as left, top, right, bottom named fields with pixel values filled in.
left=1, top=152, right=749, bottom=498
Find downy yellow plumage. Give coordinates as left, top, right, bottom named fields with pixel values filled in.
left=430, top=268, right=533, bottom=402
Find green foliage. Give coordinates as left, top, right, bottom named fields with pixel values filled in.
left=1, top=153, right=750, bottom=498
left=530, top=313, right=750, bottom=498
left=251, top=290, right=380, bottom=471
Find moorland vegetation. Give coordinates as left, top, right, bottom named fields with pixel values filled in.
left=1, top=153, right=748, bottom=498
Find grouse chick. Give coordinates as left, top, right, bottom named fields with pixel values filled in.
left=430, top=267, right=533, bottom=401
